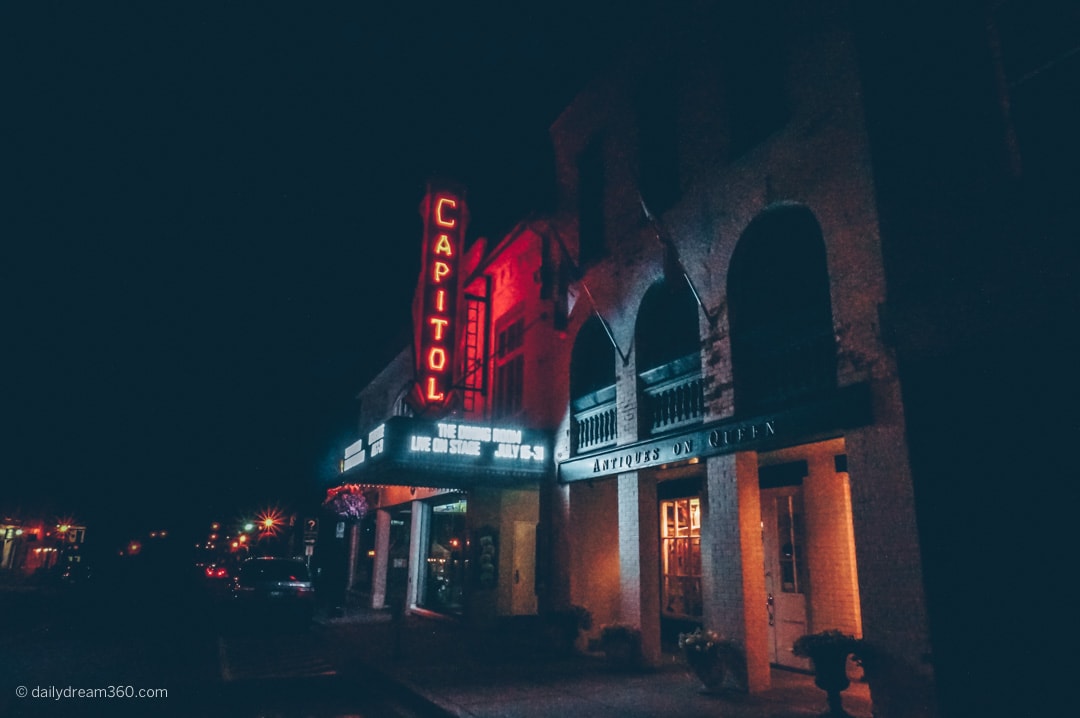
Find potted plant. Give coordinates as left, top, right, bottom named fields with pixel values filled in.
left=678, top=628, right=741, bottom=693
left=793, top=630, right=864, bottom=717
left=599, top=624, right=641, bottom=670
left=545, top=604, right=592, bottom=654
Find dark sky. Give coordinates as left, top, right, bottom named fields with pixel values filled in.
left=2, top=3, right=644, bottom=546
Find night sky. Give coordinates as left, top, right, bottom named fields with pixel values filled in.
left=3, top=3, right=648, bottom=548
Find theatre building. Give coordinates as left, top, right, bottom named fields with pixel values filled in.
left=330, top=183, right=570, bottom=624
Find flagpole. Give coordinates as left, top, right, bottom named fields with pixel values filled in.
left=539, top=219, right=630, bottom=365
left=638, top=195, right=718, bottom=327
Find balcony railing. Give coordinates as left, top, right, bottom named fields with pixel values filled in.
left=640, top=353, right=704, bottom=436
left=571, top=384, right=617, bottom=455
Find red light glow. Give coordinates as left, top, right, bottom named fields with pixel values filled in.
left=412, top=185, right=467, bottom=413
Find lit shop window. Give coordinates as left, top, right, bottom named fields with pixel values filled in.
left=660, top=497, right=702, bottom=619
left=493, top=316, right=524, bottom=419
left=776, top=494, right=808, bottom=594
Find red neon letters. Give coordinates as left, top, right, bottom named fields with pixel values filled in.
left=415, top=188, right=464, bottom=410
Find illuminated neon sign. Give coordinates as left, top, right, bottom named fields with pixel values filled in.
left=343, top=437, right=366, bottom=472
left=338, top=417, right=550, bottom=484
left=412, top=183, right=467, bottom=415
left=408, top=422, right=545, bottom=462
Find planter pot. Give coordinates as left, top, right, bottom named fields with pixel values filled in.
left=602, top=636, right=640, bottom=670
left=810, top=655, right=853, bottom=717
left=811, top=654, right=851, bottom=693
left=686, top=648, right=726, bottom=692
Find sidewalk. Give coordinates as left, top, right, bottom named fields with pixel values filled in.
left=316, top=606, right=873, bottom=718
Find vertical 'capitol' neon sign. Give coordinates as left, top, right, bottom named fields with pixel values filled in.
left=413, top=183, right=466, bottom=414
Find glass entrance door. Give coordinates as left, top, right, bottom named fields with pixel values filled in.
left=762, top=488, right=810, bottom=670
left=419, top=498, right=467, bottom=616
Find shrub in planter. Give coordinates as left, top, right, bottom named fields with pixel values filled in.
left=544, top=604, right=592, bottom=654
left=678, top=628, right=741, bottom=693
left=793, top=630, right=864, bottom=717
left=599, top=624, right=641, bottom=670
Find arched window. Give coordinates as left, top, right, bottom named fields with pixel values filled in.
left=569, top=317, right=617, bottom=454
left=635, top=278, right=703, bottom=435
left=636, top=279, right=700, bottom=373
left=728, top=204, right=836, bottom=416
left=571, top=317, right=616, bottom=400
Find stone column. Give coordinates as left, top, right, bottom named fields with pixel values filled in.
left=407, top=501, right=428, bottom=611
left=346, top=521, right=361, bottom=592
left=702, top=451, right=770, bottom=692
left=371, top=508, right=391, bottom=609
left=617, top=470, right=661, bottom=666
left=845, top=380, right=936, bottom=716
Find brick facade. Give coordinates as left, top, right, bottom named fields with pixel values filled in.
left=334, top=4, right=1077, bottom=715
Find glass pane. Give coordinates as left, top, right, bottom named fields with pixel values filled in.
left=423, top=499, right=467, bottom=615
left=777, top=494, right=808, bottom=594
left=660, top=497, right=703, bottom=619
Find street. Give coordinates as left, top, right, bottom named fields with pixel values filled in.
left=1, top=568, right=429, bottom=718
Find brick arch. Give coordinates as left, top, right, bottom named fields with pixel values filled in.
left=727, top=203, right=836, bottom=416
left=634, top=277, right=704, bottom=437
left=569, top=316, right=618, bottom=454
left=634, top=278, right=700, bottom=373
left=570, top=316, right=616, bottom=400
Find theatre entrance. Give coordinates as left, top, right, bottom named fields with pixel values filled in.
left=759, top=439, right=862, bottom=672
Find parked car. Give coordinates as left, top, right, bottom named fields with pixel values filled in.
left=232, top=557, right=314, bottom=623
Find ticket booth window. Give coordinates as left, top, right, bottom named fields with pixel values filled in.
left=660, top=497, right=702, bottom=619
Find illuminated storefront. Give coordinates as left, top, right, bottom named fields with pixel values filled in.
left=322, top=178, right=564, bottom=622
left=533, top=6, right=938, bottom=711
left=332, top=413, right=551, bottom=619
